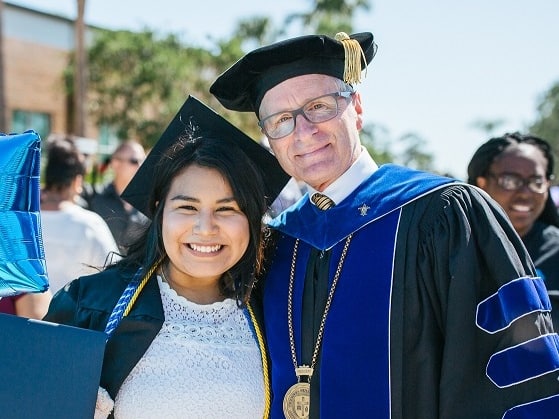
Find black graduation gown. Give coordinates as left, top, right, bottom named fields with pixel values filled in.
left=523, top=220, right=559, bottom=328
left=264, top=164, right=559, bottom=419
left=44, top=266, right=164, bottom=401
left=44, top=266, right=271, bottom=417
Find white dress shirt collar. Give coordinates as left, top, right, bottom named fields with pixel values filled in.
left=307, top=147, right=378, bottom=205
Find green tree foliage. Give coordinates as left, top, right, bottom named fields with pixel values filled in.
left=470, top=118, right=506, bottom=139
left=77, top=1, right=379, bottom=147
left=75, top=0, right=437, bottom=171
left=530, top=81, right=559, bottom=160
left=360, top=123, right=394, bottom=165
left=361, top=124, right=438, bottom=172
left=285, top=0, right=371, bottom=35
left=396, top=133, right=434, bottom=171
left=85, top=29, right=216, bottom=147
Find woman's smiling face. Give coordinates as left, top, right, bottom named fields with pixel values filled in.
left=161, top=164, right=250, bottom=287
left=476, top=143, right=550, bottom=237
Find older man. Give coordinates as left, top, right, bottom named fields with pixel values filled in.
left=210, top=32, right=559, bottom=418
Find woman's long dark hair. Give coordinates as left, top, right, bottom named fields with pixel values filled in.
left=467, top=132, right=559, bottom=228
left=115, top=133, right=268, bottom=306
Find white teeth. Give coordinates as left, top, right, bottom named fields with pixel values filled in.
left=190, top=244, right=221, bottom=253
left=511, top=204, right=531, bottom=212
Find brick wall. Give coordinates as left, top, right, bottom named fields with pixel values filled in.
left=4, top=36, right=69, bottom=134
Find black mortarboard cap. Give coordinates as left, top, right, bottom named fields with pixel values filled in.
left=121, top=95, right=290, bottom=218
left=210, top=32, right=378, bottom=113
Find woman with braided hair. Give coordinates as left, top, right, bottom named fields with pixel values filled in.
left=468, top=132, right=559, bottom=327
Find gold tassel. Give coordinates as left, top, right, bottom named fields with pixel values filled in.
left=335, top=32, right=368, bottom=84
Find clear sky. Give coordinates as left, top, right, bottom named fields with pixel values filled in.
left=7, top=0, right=559, bottom=179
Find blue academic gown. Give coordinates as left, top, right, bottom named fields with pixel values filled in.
left=265, top=164, right=559, bottom=419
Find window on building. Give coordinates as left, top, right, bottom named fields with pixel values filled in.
left=97, top=123, right=120, bottom=156
left=11, top=110, right=51, bottom=140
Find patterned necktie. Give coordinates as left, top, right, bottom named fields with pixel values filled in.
left=311, top=192, right=335, bottom=211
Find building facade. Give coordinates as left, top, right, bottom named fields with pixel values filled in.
left=2, top=2, right=114, bottom=155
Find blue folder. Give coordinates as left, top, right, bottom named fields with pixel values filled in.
left=0, top=313, right=106, bottom=419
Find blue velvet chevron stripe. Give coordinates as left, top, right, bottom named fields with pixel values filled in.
left=104, top=267, right=144, bottom=338
left=476, top=277, right=551, bottom=333
left=503, top=394, right=559, bottom=418
left=487, top=334, right=559, bottom=387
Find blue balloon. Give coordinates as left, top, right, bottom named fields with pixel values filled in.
left=0, top=131, right=48, bottom=297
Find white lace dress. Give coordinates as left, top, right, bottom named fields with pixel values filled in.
left=113, top=276, right=265, bottom=418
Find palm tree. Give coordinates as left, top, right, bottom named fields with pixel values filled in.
left=0, top=0, right=7, bottom=131
left=74, top=0, right=87, bottom=136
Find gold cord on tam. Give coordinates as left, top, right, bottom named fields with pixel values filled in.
left=335, top=32, right=368, bottom=84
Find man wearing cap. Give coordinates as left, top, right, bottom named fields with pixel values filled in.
left=210, top=32, right=559, bottom=418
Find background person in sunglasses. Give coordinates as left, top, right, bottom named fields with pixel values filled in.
left=90, top=140, right=149, bottom=254
left=468, top=132, right=559, bottom=327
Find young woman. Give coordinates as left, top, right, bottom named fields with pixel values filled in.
left=468, top=132, right=559, bottom=327
left=44, top=98, right=288, bottom=418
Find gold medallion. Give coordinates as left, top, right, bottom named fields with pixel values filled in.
left=284, top=237, right=352, bottom=419
left=283, top=382, right=310, bottom=419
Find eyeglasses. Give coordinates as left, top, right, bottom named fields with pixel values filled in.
left=487, top=173, right=550, bottom=194
left=258, top=91, right=354, bottom=140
